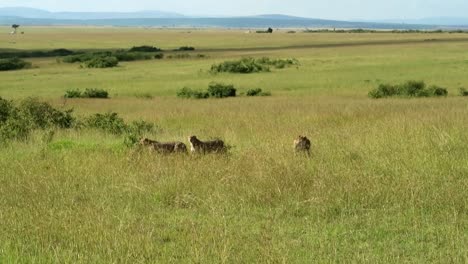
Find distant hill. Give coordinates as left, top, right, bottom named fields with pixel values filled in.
left=0, top=7, right=185, bottom=19
left=0, top=7, right=465, bottom=29
left=378, top=17, right=468, bottom=26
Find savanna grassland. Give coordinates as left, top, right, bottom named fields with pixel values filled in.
left=0, top=27, right=468, bottom=263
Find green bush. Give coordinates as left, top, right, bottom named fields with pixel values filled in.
left=177, top=87, right=209, bottom=99
left=64, top=89, right=109, bottom=99
left=0, top=98, right=75, bottom=142
left=210, top=58, right=269, bottom=74
left=369, top=81, right=449, bottom=99
left=208, top=83, right=236, bottom=98
left=63, top=53, right=102, bottom=63
left=459, top=88, right=468, bottom=96
left=82, top=88, right=109, bottom=98
left=427, top=85, right=448, bottom=97
left=0, top=97, right=14, bottom=123
left=246, top=88, right=271, bottom=96
left=64, top=89, right=82, bottom=98
left=210, top=57, right=298, bottom=74
left=114, top=51, right=152, bottom=62
left=0, top=58, right=31, bottom=71
left=85, top=112, right=127, bottom=135
left=167, top=53, right=191, bottom=59
left=154, top=53, right=164, bottom=59
left=129, top=46, right=161, bottom=52
left=85, top=56, right=119, bottom=68
left=18, top=98, right=75, bottom=129
left=175, top=46, right=195, bottom=51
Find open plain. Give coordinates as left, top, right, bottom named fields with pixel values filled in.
left=0, top=27, right=467, bottom=263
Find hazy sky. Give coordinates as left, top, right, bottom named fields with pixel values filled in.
left=0, top=0, right=467, bottom=20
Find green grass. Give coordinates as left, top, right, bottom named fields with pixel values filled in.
left=0, top=28, right=468, bottom=263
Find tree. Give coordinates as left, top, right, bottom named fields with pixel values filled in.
left=11, top=24, right=20, bottom=34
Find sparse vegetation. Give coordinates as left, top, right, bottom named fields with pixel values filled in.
left=0, top=57, right=31, bottom=71
left=369, top=81, right=449, bottom=98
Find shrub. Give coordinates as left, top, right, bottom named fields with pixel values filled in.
left=64, top=89, right=109, bottom=99
left=175, top=46, right=195, bottom=51
left=0, top=113, right=32, bottom=141
left=459, top=88, right=468, bottom=96
left=85, top=112, right=127, bottom=135
left=63, top=53, right=103, bottom=63
left=208, top=83, right=236, bottom=98
left=82, top=88, right=109, bottom=99
left=368, top=84, right=398, bottom=99
left=0, top=98, right=75, bottom=142
left=129, top=46, right=161, bottom=52
left=0, top=97, right=14, bottom=123
left=210, top=58, right=269, bottom=74
left=154, top=53, right=164, bottom=59
left=177, top=87, right=209, bottom=99
left=114, top=51, right=152, bottom=61
left=210, top=57, right=298, bottom=74
left=0, top=58, right=31, bottom=71
left=168, top=53, right=191, bottom=59
left=64, top=89, right=82, bottom=98
left=51, top=49, right=74, bottom=56
left=85, top=56, right=119, bottom=68
left=124, top=120, right=156, bottom=146
left=246, top=88, right=271, bottom=96
left=369, top=81, right=449, bottom=99
left=427, top=85, right=448, bottom=97
left=18, top=98, right=75, bottom=129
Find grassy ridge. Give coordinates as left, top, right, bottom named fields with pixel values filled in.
left=1, top=29, right=468, bottom=262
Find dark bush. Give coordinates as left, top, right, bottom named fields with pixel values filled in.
left=0, top=58, right=31, bottom=71
left=369, top=81, right=449, bottom=99
left=177, top=87, right=209, bottom=99
left=427, top=85, right=448, bottom=97
left=114, top=51, right=152, bottom=62
left=0, top=97, right=14, bottom=123
left=82, top=88, right=109, bottom=98
left=51, top=49, right=74, bottom=56
left=154, top=53, right=164, bottom=59
left=85, top=56, right=119, bottom=68
left=64, top=89, right=82, bottom=98
left=459, top=88, right=468, bottom=96
left=129, top=46, right=161, bottom=52
left=168, top=53, right=191, bottom=59
left=175, top=46, right=195, bottom=51
left=368, top=84, right=399, bottom=98
left=208, top=83, right=236, bottom=98
left=63, top=53, right=105, bottom=63
left=246, top=88, right=271, bottom=96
